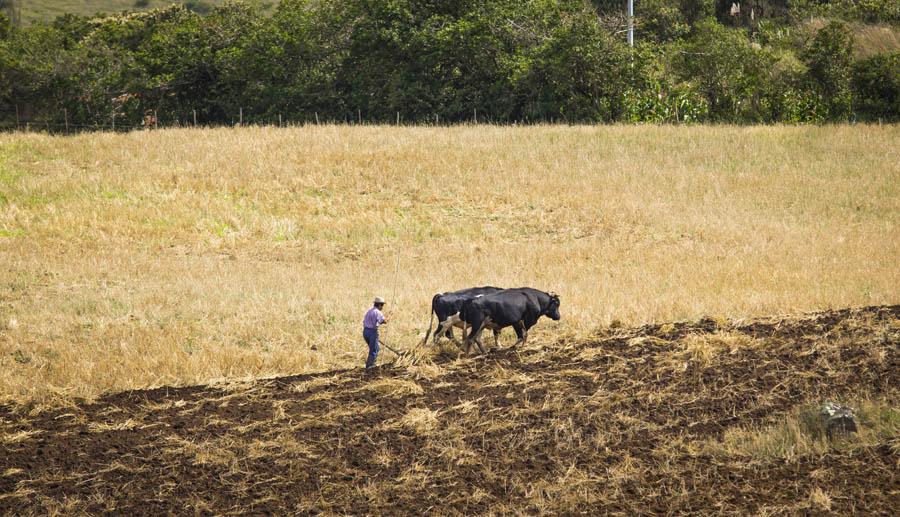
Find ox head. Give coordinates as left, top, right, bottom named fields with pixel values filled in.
left=545, top=292, right=561, bottom=321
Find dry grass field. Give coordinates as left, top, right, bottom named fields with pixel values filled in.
left=0, top=125, right=899, bottom=407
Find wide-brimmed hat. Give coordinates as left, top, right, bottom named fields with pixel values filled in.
left=373, top=296, right=386, bottom=305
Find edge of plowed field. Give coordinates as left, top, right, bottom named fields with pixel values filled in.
left=1, top=304, right=898, bottom=514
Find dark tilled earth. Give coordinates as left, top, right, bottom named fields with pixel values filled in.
left=1, top=305, right=898, bottom=515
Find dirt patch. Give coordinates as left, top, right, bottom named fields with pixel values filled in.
left=1, top=305, right=898, bottom=514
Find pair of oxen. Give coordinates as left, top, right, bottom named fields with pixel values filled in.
left=424, top=287, right=560, bottom=354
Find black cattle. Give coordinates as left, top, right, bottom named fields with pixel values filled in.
left=459, top=288, right=560, bottom=354
left=423, top=286, right=504, bottom=346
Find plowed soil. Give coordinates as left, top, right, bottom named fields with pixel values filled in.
left=2, top=305, right=898, bottom=515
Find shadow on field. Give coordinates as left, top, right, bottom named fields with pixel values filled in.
left=1, top=305, right=898, bottom=514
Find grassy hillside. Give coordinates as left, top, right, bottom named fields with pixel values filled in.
left=0, top=125, right=898, bottom=406
left=801, top=18, right=900, bottom=58
left=2, top=306, right=897, bottom=513
left=18, top=0, right=276, bottom=24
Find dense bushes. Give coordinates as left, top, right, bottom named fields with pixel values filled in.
left=803, top=21, right=854, bottom=119
left=1, top=0, right=897, bottom=129
left=852, top=52, right=900, bottom=120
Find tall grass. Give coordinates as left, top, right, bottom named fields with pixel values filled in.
left=0, top=125, right=898, bottom=406
left=852, top=23, right=900, bottom=58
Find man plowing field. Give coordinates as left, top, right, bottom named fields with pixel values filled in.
left=362, top=296, right=389, bottom=368
left=364, top=287, right=561, bottom=367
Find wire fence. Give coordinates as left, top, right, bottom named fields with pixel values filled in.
left=0, top=106, right=569, bottom=134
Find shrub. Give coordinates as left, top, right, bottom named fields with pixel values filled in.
left=636, top=0, right=690, bottom=42
left=0, top=12, right=9, bottom=40
left=623, top=82, right=709, bottom=123
left=852, top=52, right=900, bottom=121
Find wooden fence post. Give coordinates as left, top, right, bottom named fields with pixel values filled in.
left=474, top=108, right=477, bottom=124
left=193, top=110, right=197, bottom=127
left=111, top=110, right=115, bottom=131
left=154, top=110, right=158, bottom=130
left=279, top=113, right=282, bottom=127
left=239, top=107, right=243, bottom=126
left=315, top=112, right=319, bottom=125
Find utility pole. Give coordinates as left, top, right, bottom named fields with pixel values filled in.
left=627, top=0, right=634, bottom=47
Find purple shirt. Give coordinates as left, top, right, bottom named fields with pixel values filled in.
left=363, top=307, right=386, bottom=329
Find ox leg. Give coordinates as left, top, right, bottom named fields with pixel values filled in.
left=440, top=315, right=462, bottom=345
left=448, top=314, right=465, bottom=345
left=492, top=328, right=500, bottom=349
left=461, top=321, right=472, bottom=355
left=434, top=317, right=459, bottom=346
left=432, top=321, right=444, bottom=345
left=512, top=321, right=527, bottom=348
left=472, top=320, right=489, bottom=355
left=473, top=332, right=486, bottom=355
left=434, top=321, right=452, bottom=345
left=463, top=318, right=486, bottom=355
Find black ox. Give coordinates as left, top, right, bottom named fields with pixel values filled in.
left=459, top=288, right=560, bottom=354
left=424, top=286, right=504, bottom=346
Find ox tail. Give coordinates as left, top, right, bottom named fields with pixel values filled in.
left=418, top=293, right=441, bottom=348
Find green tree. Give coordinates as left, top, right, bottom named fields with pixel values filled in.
left=680, top=0, right=714, bottom=27
left=515, top=1, right=631, bottom=121
left=637, top=0, right=689, bottom=42
left=674, top=19, right=774, bottom=121
left=0, top=23, right=72, bottom=126
left=802, top=21, right=853, bottom=120
left=852, top=53, right=900, bottom=121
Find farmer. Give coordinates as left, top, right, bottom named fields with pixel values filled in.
left=362, top=296, right=389, bottom=368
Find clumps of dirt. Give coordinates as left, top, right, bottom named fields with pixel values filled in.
left=1, top=305, right=897, bottom=514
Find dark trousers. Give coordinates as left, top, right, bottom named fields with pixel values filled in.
left=363, top=327, right=379, bottom=368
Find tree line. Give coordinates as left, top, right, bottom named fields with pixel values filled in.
left=1, top=0, right=898, bottom=130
